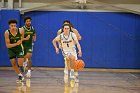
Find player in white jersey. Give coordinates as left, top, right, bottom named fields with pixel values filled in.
left=52, top=24, right=82, bottom=82
left=57, top=20, right=82, bottom=76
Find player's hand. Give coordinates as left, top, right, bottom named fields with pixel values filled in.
left=33, top=36, right=36, bottom=42
left=78, top=36, right=82, bottom=40
left=16, top=40, right=22, bottom=45
left=25, top=35, right=30, bottom=40
left=78, top=51, right=82, bottom=57
left=55, top=47, right=59, bottom=54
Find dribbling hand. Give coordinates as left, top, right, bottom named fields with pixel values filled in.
left=55, top=47, right=59, bottom=54
left=78, top=51, right=82, bottom=57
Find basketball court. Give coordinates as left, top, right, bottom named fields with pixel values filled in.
left=0, top=69, right=140, bottom=93
left=0, top=0, right=140, bottom=93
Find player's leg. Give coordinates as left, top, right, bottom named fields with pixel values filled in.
left=11, top=59, right=23, bottom=83
left=17, top=49, right=25, bottom=82
left=17, top=57, right=24, bottom=81
left=64, top=57, right=69, bottom=75
left=63, top=54, right=70, bottom=83
left=62, top=51, right=69, bottom=75
left=23, top=57, right=28, bottom=72
left=64, top=57, right=71, bottom=75
left=67, top=54, right=76, bottom=87
left=69, top=52, right=79, bottom=82
left=72, top=52, right=79, bottom=83
left=8, top=49, right=24, bottom=82
left=27, top=53, right=32, bottom=70
left=24, top=47, right=33, bottom=78
left=10, top=58, right=21, bottom=75
left=26, top=52, right=32, bottom=78
left=23, top=47, right=28, bottom=73
left=60, top=44, right=69, bottom=75
left=67, top=54, right=75, bottom=80
left=64, top=56, right=72, bottom=74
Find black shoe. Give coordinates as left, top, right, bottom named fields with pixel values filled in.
left=16, top=76, right=24, bottom=83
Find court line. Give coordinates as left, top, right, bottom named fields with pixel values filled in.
left=0, top=67, right=140, bottom=72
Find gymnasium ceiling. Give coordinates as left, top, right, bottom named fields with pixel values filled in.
left=1, top=0, right=140, bottom=14
left=14, top=0, right=140, bottom=4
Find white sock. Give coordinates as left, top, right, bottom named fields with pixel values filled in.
left=70, top=69, right=74, bottom=75
left=28, top=70, right=31, bottom=73
left=18, top=73, right=23, bottom=76
left=75, top=72, right=79, bottom=76
left=70, top=69, right=75, bottom=79
left=23, top=58, right=28, bottom=67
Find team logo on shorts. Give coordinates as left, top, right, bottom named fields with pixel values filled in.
left=19, top=52, right=24, bottom=56
left=28, top=49, right=32, bottom=52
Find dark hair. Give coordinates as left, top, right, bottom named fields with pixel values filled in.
left=24, top=16, right=32, bottom=23
left=61, top=24, right=73, bottom=33
left=8, top=19, right=18, bottom=25
left=62, top=24, right=71, bottom=29
left=70, top=23, right=74, bottom=28
left=63, top=20, right=70, bottom=24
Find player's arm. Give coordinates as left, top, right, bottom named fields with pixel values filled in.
left=76, top=41, right=82, bottom=57
left=32, top=27, right=36, bottom=42
left=73, top=33, right=82, bottom=57
left=19, top=28, right=24, bottom=42
left=52, top=35, right=61, bottom=54
left=73, top=28, right=82, bottom=40
left=57, top=29, right=62, bottom=49
left=4, top=31, right=21, bottom=48
left=57, top=29, right=61, bottom=36
left=33, top=33, right=36, bottom=42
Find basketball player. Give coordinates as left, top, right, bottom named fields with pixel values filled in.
left=22, top=16, right=36, bottom=78
left=57, top=20, right=82, bottom=75
left=52, top=24, right=82, bottom=82
left=4, top=19, right=24, bottom=82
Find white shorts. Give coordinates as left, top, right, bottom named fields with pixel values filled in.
left=62, top=50, right=78, bottom=60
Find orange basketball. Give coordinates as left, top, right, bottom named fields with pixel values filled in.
left=74, top=59, right=85, bottom=70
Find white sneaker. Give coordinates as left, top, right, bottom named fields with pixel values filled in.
left=26, top=72, right=31, bottom=78
left=75, top=76, right=79, bottom=83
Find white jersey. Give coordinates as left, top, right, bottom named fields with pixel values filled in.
left=56, top=32, right=78, bottom=52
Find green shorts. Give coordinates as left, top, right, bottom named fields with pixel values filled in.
left=24, top=47, right=33, bottom=56
left=8, top=49, right=24, bottom=59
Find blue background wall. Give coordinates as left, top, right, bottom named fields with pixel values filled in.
left=0, top=10, right=140, bottom=68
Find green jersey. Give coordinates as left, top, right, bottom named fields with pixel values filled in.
left=22, top=26, right=35, bottom=48
left=8, top=29, right=23, bottom=50
left=7, top=29, right=24, bottom=59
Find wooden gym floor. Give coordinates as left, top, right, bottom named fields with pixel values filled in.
left=0, top=68, right=140, bottom=93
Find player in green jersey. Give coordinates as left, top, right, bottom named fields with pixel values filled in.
left=22, top=16, right=36, bottom=78
left=4, top=19, right=24, bottom=83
